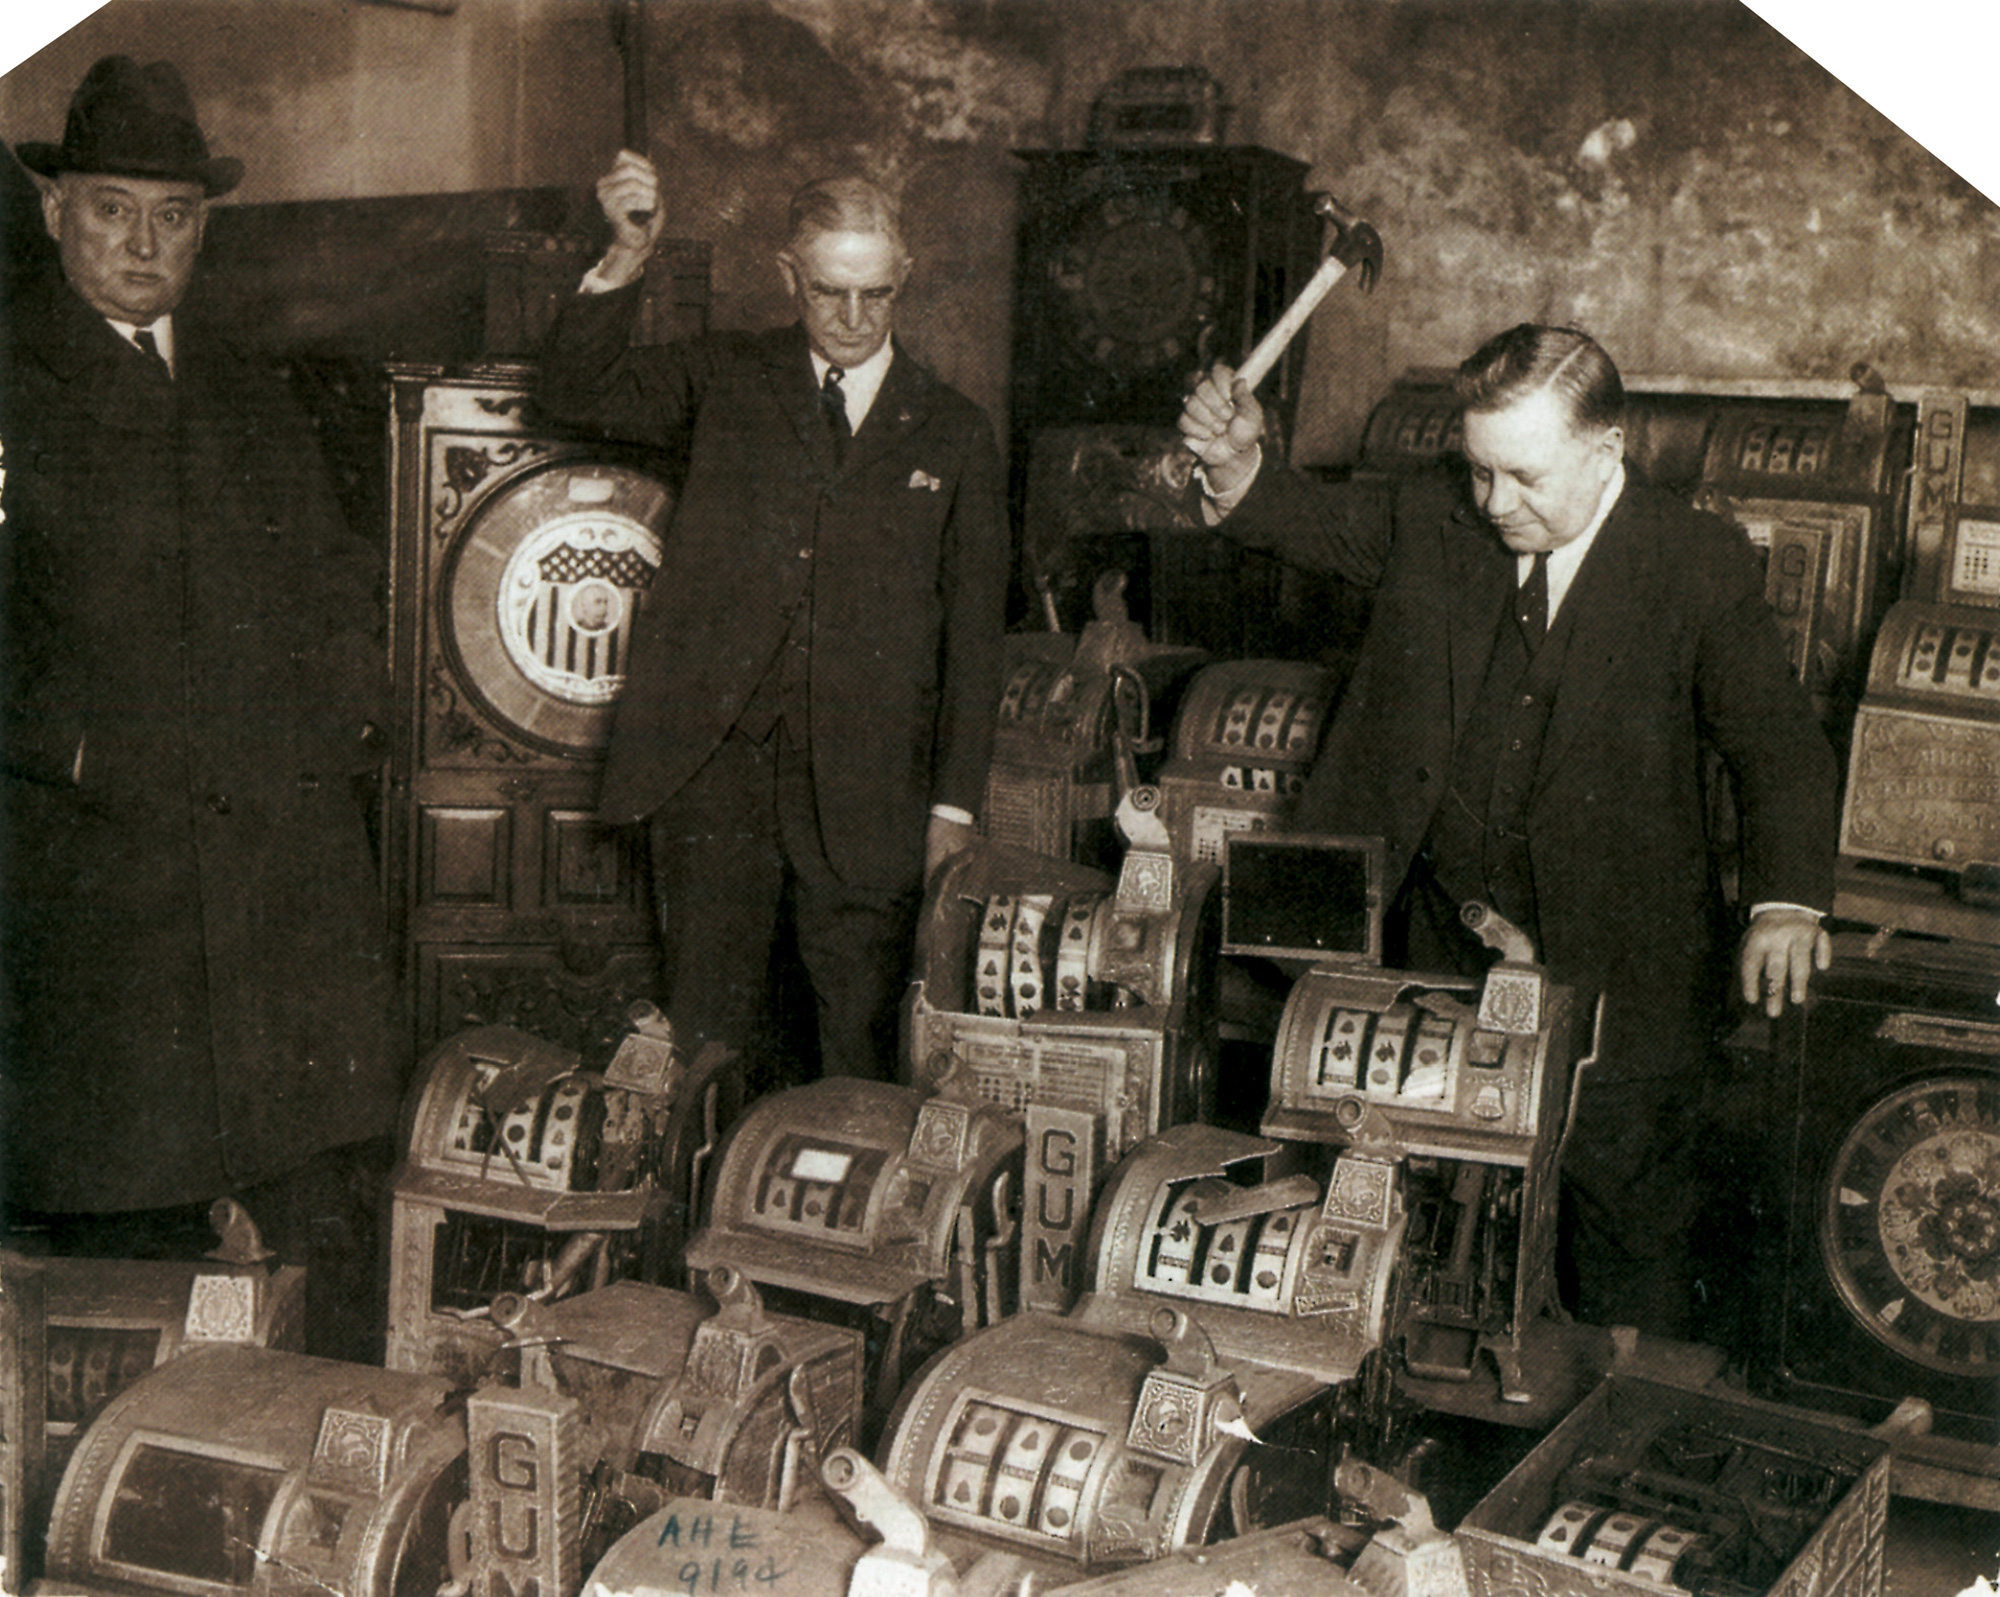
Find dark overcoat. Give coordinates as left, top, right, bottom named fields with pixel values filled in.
left=1223, top=462, right=1839, bottom=1077
left=536, top=288, right=1008, bottom=890
left=1, top=274, right=401, bottom=1213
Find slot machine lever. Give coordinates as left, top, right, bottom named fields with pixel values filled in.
left=822, top=1448, right=960, bottom=1596
left=1460, top=901, right=1537, bottom=965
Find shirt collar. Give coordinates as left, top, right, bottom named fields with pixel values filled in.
left=809, top=338, right=893, bottom=431
left=106, top=313, right=176, bottom=376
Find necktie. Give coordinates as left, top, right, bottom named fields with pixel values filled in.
left=1517, top=551, right=1550, bottom=652
left=132, top=326, right=171, bottom=380
left=820, top=366, right=851, bottom=460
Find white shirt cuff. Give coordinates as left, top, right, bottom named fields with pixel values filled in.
left=1750, top=902, right=1824, bottom=919
left=930, top=804, right=975, bottom=827
left=1194, top=446, right=1262, bottom=524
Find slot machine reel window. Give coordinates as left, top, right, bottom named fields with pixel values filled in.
left=100, top=1442, right=285, bottom=1587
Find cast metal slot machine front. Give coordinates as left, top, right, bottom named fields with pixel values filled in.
left=907, top=823, right=1222, bottom=1181
left=876, top=1304, right=1322, bottom=1578
left=387, top=1010, right=743, bottom=1381
left=41, top=1346, right=468, bottom=1597
left=684, top=1074, right=1025, bottom=1432
left=1220, top=833, right=1588, bottom=1402
left=438, top=1267, right=864, bottom=1585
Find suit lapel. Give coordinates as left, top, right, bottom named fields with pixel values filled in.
left=765, top=327, right=840, bottom=470
left=843, top=340, right=931, bottom=471
left=1537, top=494, right=1650, bottom=785
left=764, top=328, right=936, bottom=478
left=26, top=278, right=180, bottom=441
left=1442, top=500, right=1512, bottom=748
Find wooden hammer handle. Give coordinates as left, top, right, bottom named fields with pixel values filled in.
left=1234, top=250, right=1353, bottom=391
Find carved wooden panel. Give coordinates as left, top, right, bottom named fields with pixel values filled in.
left=385, top=352, right=701, bottom=1058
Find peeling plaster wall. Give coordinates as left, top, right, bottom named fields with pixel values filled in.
left=5, top=0, right=1994, bottom=465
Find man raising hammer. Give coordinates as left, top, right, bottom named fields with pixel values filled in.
left=1180, top=326, right=1837, bottom=1337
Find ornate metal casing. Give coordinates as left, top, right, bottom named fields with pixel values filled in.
left=878, top=1304, right=1324, bottom=1579
left=907, top=840, right=1221, bottom=1173
left=981, top=610, right=1206, bottom=868
left=23, top=1254, right=307, bottom=1552
left=386, top=1019, right=742, bottom=1381
left=525, top=1272, right=862, bottom=1510
left=1262, top=957, right=1583, bottom=1398
left=1156, top=660, right=1337, bottom=872
left=683, top=1076, right=1025, bottom=1421
left=1070, top=1123, right=1403, bottom=1388
left=1838, top=600, right=2000, bottom=899
left=1456, top=1376, right=1891, bottom=1597
left=43, top=1347, right=467, bottom=1597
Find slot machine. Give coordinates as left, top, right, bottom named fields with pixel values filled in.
left=907, top=824, right=1220, bottom=1181
left=877, top=1303, right=1324, bottom=1576
left=1760, top=938, right=1999, bottom=1441
left=1236, top=835, right=1587, bottom=1402
left=1756, top=391, right=2000, bottom=1442
left=447, top=1267, right=865, bottom=1582
left=682, top=1073, right=1025, bottom=1428
left=384, top=289, right=701, bottom=1058
left=386, top=1011, right=742, bottom=1381
left=40, top=1347, right=467, bottom=1597
left=0, top=1218, right=308, bottom=1587
left=981, top=573, right=1206, bottom=867
left=1455, top=1376, right=1891, bottom=1597
left=1155, top=659, right=1336, bottom=872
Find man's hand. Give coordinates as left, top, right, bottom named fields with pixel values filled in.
left=925, top=814, right=974, bottom=880
left=1739, top=908, right=1832, bottom=1018
left=592, top=149, right=668, bottom=289
left=1177, top=362, right=1265, bottom=501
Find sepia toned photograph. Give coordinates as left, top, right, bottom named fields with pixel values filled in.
left=1, top=4, right=1995, bottom=1594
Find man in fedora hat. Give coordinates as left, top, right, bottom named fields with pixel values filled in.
left=2, top=57, right=403, bottom=1359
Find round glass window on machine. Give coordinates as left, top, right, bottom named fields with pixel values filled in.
left=1818, top=1072, right=2000, bottom=1379
left=440, top=461, right=669, bottom=756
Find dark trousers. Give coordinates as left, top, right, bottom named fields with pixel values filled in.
left=646, top=727, right=917, bottom=1084
left=1391, top=862, right=1703, bottom=1341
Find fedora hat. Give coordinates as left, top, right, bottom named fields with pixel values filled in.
left=16, top=55, right=242, bottom=197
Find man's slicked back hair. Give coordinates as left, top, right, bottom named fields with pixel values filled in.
left=1452, top=323, right=1625, bottom=434
left=786, top=174, right=906, bottom=257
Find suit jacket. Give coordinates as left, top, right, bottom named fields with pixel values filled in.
left=1223, top=461, right=1838, bottom=1070
left=1, top=274, right=401, bottom=1212
left=536, top=287, right=1008, bottom=889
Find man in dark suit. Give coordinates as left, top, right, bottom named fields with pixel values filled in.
left=1178, top=325, right=1838, bottom=1337
left=1, top=57, right=401, bottom=1358
left=536, top=153, right=1007, bottom=1083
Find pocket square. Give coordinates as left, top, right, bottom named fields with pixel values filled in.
left=908, top=469, right=943, bottom=492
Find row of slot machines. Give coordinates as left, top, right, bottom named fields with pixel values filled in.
left=1024, top=373, right=2000, bottom=1439
left=4, top=371, right=1992, bottom=1597
left=0, top=804, right=1909, bottom=1597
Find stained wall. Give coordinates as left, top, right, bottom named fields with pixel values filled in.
left=4, top=0, right=1995, bottom=466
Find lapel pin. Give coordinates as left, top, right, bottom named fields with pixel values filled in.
left=908, top=469, right=943, bottom=492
